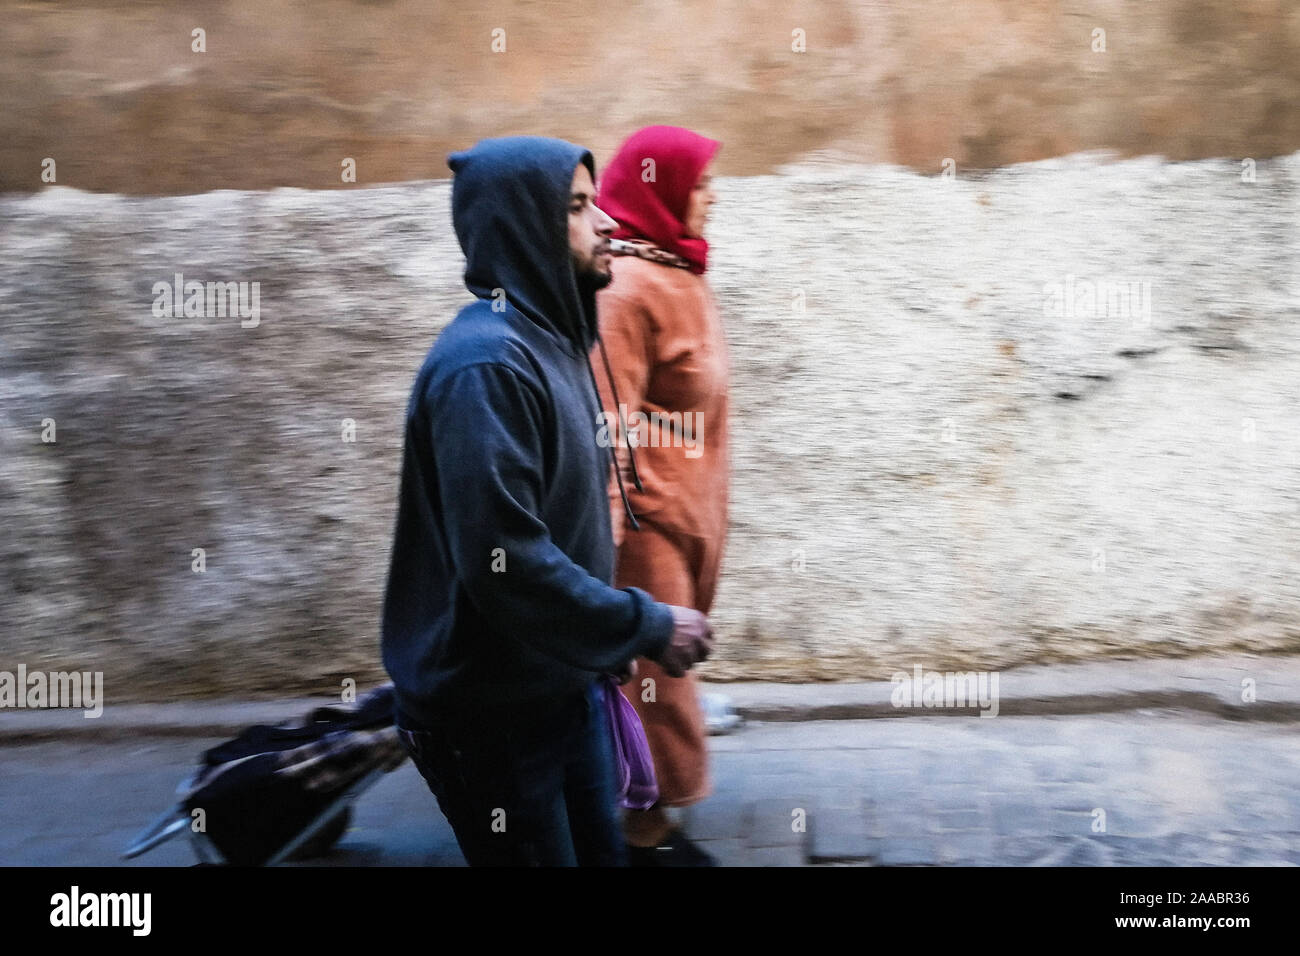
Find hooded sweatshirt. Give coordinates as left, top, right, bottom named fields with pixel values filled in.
left=381, top=137, right=676, bottom=728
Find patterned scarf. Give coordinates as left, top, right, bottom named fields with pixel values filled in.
left=609, top=237, right=694, bottom=271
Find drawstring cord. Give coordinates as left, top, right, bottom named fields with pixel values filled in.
left=585, top=332, right=643, bottom=532
left=596, top=333, right=643, bottom=493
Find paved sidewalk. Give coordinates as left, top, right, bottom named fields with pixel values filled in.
left=719, top=653, right=1300, bottom=722
left=2, top=653, right=1298, bottom=741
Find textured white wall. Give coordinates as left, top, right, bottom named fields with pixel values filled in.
left=1, top=151, right=1297, bottom=697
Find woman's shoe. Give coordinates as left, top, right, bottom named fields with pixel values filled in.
left=701, top=692, right=742, bottom=735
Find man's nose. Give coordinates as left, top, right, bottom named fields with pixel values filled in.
left=592, top=203, right=617, bottom=235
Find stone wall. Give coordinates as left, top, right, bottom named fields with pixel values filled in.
left=2, top=151, right=1298, bottom=698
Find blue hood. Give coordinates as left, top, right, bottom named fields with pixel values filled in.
left=448, top=136, right=599, bottom=354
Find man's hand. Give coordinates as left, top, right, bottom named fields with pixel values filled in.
left=653, top=606, right=714, bottom=678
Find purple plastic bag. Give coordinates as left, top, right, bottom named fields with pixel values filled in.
left=602, top=676, right=659, bottom=810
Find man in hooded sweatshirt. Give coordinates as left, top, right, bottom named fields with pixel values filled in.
left=381, top=136, right=714, bottom=867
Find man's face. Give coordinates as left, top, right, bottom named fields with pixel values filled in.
left=568, top=163, right=617, bottom=289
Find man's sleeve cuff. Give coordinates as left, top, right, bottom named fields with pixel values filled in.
left=626, top=587, right=675, bottom=662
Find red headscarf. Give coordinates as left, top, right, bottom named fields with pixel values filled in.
left=597, top=125, right=720, bottom=275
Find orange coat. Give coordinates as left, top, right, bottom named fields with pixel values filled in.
left=593, top=253, right=730, bottom=807
left=594, top=255, right=730, bottom=588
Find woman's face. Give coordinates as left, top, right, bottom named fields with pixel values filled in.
left=684, top=161, right=717, bottom=239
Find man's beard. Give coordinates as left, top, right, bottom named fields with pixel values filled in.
left=573, top=253, right=613, bottom=293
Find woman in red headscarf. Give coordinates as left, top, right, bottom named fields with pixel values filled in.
left=593, top=126, right=728, bottom=865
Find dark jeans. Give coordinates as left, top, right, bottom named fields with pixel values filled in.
left=397, top=680, right=626, bottom=867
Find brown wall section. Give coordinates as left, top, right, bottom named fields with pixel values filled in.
left=3, top=0, right=1298, bottom=194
